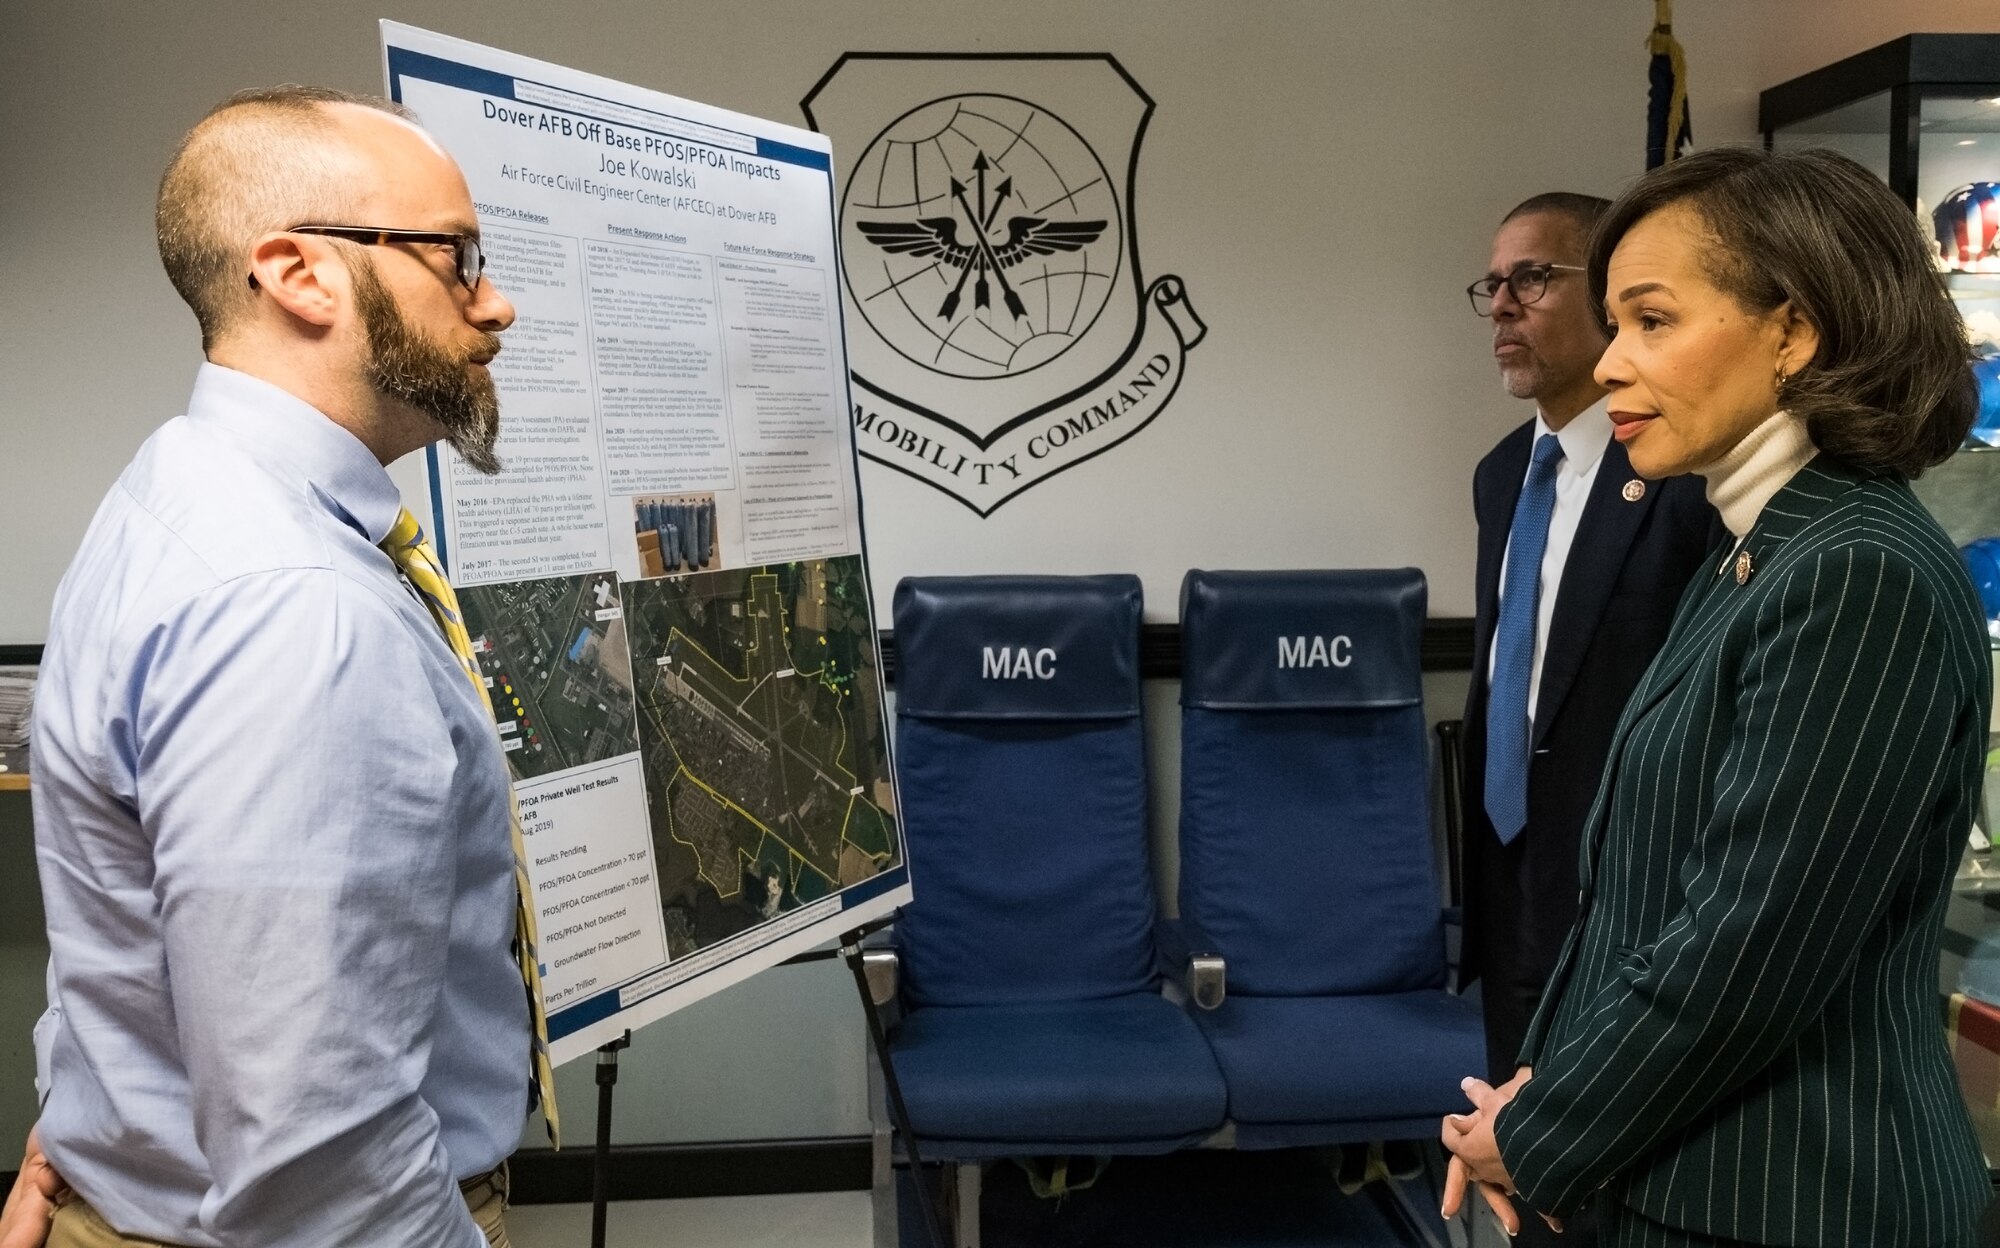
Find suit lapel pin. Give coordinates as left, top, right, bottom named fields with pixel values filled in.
left=1734, top=548, right=1755, bottom=585
left=1621, top=479, right=1646, bottom=502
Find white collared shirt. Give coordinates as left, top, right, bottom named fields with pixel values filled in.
left=1490, top=396, right=1613, bottom=721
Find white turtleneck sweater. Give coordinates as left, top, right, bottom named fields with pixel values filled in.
left=1694, top=412, right=1819, bottom=572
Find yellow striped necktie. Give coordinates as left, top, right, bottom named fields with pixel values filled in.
left=382, top=508, right=561, bottom=1147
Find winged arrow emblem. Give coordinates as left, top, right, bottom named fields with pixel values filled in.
left=855, top=152, right=1105, bottom=321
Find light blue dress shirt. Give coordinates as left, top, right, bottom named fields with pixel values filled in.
left=31, top=364, right=528, bottom=1247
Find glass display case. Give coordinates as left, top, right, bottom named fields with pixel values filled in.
left=1763, top=34, right=2000, bottom=1171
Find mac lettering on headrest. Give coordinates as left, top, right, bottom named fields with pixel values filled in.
left=1277, top=635, right=1352, bottom=669
left=982, top=646, right=1058, bottom=680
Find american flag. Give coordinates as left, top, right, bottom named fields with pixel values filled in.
left=1646, top=0, right=1692, bottom=169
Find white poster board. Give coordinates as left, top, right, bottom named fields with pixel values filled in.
left=383, top=23, right=908, bottom=1065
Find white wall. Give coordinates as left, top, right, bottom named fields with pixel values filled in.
left=11, top=2, right=2000, bottom=642
left=7, top=3, right=1994, bottom=639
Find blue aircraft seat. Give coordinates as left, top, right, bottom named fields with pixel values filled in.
left=886, top=574, right=1228, bottom=1155
left=1173, top=568, right=1484, bottom=1149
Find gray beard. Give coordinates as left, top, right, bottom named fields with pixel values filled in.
left=1500, top=361, right=1546, bottom=402
left=353, top=259, right=503, bottom=475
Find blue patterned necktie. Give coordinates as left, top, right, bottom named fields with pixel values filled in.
left=1485, top=433, right=1564, bottom=845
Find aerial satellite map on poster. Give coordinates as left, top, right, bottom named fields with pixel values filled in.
left=459, top=571, right=638, bottom=782
left=625, top=556, right=897, bottom=960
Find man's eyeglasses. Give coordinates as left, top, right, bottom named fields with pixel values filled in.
left=283, top=226, right=487, bottom=291
left=1466, top=263, right=1585, bottom=315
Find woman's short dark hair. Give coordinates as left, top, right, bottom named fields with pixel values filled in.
left=1588, top=146, right=1975, bottom=478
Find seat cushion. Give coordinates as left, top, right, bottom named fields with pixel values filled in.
left=893, top=717, right=1158, bottom=1008
left=892, top=994, right=1228, bottom=1145
left=1195, top=991, right=1484, bottom=1125
left=1179, top=706, right=1446, bottom=997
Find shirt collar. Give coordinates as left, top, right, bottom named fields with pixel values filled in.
left=183, top=363, right=404, bottom=545
left=1533, top=396, right=1613, bottom=477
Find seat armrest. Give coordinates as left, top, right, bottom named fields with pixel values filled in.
left=1154, top=917, right=1227, bottom=1010
left=860, top=947, right=899, bottom=1008
left=1185, top=954, right=1227, bottom=1011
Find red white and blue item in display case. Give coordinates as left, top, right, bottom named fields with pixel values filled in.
left=1964, top=537, right=2000, bottom=634
left=1936, top=183, right=2000, bottom=273
left=1975, top=355, right=2000, bottom=448
left=1943, top=185, right=2000, bottom=447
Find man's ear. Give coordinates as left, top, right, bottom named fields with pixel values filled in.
left=246, top=233, right=344, bottom=328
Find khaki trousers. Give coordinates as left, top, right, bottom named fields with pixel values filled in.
left=48, top=1166, right=510, bottom=1247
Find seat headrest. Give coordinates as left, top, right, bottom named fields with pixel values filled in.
left=892, top=574, right=1143, bottom=720
left=1179, top=568, right=1426, bottom=709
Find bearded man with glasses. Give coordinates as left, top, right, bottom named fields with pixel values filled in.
left=17, top=86, right=536, bottom=1247
left=1455, top=193, right=1723, bottom=1248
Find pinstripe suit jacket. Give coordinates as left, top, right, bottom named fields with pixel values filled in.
left=1493, top=457, right=1992, bottom=1245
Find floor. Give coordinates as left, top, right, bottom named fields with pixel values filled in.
left=509, top=1168, right=2000, bottom=1248
left=962, top=1149, right=1449, bottom=1248
left=509, top=1190, right=875, bottom=1247
left=508, top=1149, right=1479, bottom=1248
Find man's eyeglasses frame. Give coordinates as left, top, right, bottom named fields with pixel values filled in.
left=251, top=226, right=487, bottom=292
left=1466, top=263, right=1585, bottom=316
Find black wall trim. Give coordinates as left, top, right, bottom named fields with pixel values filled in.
left=877, top=617, right=1476, bottom=685
left=1421, top=617, right=1477, bottom=673
left=1, top=623, right=1482, bottom=682
left=506, top=1135, right=872, bottom=1205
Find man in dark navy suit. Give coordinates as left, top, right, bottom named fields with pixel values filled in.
left=1459, top=193, right=1723, bottom=1247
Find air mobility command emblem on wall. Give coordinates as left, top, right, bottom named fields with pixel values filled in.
left=803, top=54, right=1204, bottom=516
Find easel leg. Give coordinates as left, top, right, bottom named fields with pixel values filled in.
left=867, top=1025, right=898, bottom=1248
left=840, top=927, right=948, bottom=1248
left=592, top=1031, right=632, bottom=1248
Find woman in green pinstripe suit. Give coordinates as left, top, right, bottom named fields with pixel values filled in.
left=1442, top=147, right=1991, bottom=1247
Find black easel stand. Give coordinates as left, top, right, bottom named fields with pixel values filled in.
left=591, top=1029, right=632, bottom=1248
left=580, top=922, right=946, bottom=1248
left=838, top=922, right=949, bottom=1248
